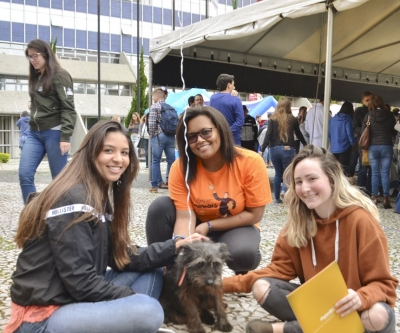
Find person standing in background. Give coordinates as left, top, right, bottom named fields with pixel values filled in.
left=210, top=74, right=244, bottom=145
left=241, top=105, right=257, bottom=151
left=353, top=91, right=373, bottom=195
left=187, top=96, right=195, bottom=108
left=16, top=111, right=30, bottom=151
left=305, top=96, right=327, bottom=147
left=260, top=98, right=306, bottom=203
left=328, top=101, right=355, bottom=177
left=148, top=88, right=175, bottom=193
left=295, top=106, right=308, bottom=153
left=362, top=96, right=396, bottom=208
left=19, top=39, right=76, bottom=204
left=128, top=112, right=140, bottom=158
left=139, top=114, right=150, bottom=169
left=194, top=94, right=204, bottom=106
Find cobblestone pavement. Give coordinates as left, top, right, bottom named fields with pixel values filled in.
left=0, top=159, right=399, bottom=332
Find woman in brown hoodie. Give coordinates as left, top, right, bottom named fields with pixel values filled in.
left=223, top=145, right=398, bottom=333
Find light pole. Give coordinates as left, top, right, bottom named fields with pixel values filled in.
left=97, top=0, right=101, bottom=120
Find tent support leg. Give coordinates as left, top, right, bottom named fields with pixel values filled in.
left=322, top=2, right=334, bottom=149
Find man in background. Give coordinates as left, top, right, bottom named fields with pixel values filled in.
left=353, top=91, right=373, bottom=194
left=194, top=94, right=204, bottom=106
left=305, top=96, right=327, bottom=147
left=148, top=88, right=175, bottom=193
left=16, top=111, right=30, bottom=150
left=210, top=73, right=244, bottom=145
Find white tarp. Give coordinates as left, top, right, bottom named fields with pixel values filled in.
left=150, top=0, right=369, bottom=64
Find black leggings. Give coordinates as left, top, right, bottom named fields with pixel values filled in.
left=145, top=196, right=261, bottom=273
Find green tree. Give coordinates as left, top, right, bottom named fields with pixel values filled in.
left=125, top=48, right=149, bottom=127
left=49, top=37, right=57, bottom=54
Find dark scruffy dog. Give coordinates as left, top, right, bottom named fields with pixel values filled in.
left=159, top=241, right=233, bottom=333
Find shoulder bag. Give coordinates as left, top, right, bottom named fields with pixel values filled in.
left=359, top=116, right=370, bottom=150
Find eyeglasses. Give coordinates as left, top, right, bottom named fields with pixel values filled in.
left=26, top=53, right=41, bottom=61
left=186, top=127, right=214, bottom=144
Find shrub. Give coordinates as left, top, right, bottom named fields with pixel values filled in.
left=0, top=153, right=10, bottom=163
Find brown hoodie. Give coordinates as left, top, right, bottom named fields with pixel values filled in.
left=223, top=206, right=398, bottom=311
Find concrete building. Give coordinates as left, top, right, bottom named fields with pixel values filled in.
left=0, top=0, right=257, bottom=158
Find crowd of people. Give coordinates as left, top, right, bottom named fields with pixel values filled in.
left=8, top=40, right=398, bottom=333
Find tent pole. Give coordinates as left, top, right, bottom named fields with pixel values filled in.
left=322, top=2, right=334, bottom=149
left=148, top=58, right=153, bottom=181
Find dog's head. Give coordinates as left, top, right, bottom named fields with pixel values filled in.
left=176, top=241, right=230, bottom=287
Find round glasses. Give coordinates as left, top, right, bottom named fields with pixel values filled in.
left=186, top=127, right=214, bottom=144
left=26, top=53, right=41, bottom=61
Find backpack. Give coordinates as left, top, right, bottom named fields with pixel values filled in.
left=159, top=103, right=178, bottom=135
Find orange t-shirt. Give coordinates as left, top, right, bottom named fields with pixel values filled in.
left=169, top=147, right=272, bottom=225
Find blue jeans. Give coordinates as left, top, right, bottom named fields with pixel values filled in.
left=262, top=147, right=271, bottom=164
left=19, top=130, right=68, bottom=204
left=151, top=132, right=175, bottom=187
left=270, top=146, right=296, bottom=201
left=368, top=145, right=393, bottom=196
left=131, top=133, right=139, bottom=159
left=15, top=269, right=164, bottom=333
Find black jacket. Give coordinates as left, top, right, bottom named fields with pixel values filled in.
left=353, top=105, right=369, bottom=139
left=30, top=68, right=77, bottom=142
left=11, top=185, right=177, bottom=306
left=261, top=116, right=306, bottom=152
left=361, top=108, right=396, bottom=146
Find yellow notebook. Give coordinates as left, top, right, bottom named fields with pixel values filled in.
left=286, top=261, right=364, bottom=333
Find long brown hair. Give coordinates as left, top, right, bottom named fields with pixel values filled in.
left=176, top=106, right=240, bottom=183
left=283, top=145, right=379, bottom=248
left=26, top=39, right=62, bottom=97
left=368, top=95, right=385, bottom=111
left=130, top=112, right=140, bottom=125
left=270, top=98, right=292, bottom=142
left=15, top=120, right=139, bottom=269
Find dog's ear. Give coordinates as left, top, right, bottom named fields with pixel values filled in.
left=216, top=243, right=230, bottom=261
left=176, top=243, right=190, bottom=256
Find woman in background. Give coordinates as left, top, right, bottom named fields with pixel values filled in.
left=362, top=96, right=396, bottom=208
left=19, top=39, right=76, bottom=204
left=328, top=101, right=355, bottom=177
left=260, top=98, right=306, bottom=203
left=128, top=112, right=140, bottom=158
left=298, top=106, right=309, bottom=151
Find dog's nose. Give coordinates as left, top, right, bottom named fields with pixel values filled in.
left=206, top=278, right=214, bottom=286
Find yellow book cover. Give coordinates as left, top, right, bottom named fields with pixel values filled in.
left=286, top=261, right=364, bottom=333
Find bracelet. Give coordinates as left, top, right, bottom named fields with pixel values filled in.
left=207, top=221, right=212, bottom=233
left=172, top=235, right=186, bottom=241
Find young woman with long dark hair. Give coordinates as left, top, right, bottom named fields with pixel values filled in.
left=6, top=121, right=204, bottom=333
left=19, top=39, right=77, bottom=204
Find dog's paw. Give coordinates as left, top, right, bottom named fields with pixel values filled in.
left=200, top=310, right=215, bottom=325
left=215, top=320, right=233, bottom=332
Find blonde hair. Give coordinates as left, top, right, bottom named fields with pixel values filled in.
left=283, top=145, right=379, bottom=248
left=270, top=98, right=292, bottom=142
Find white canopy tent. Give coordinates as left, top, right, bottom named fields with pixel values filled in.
left=149, top=0, right=400, bottom=148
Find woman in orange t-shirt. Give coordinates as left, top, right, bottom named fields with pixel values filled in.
left=146, top=106, right=272, bottom=274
